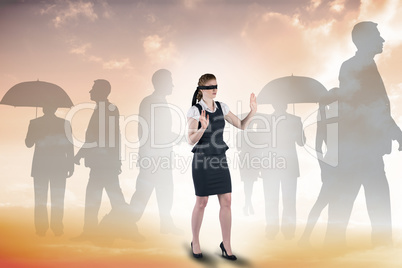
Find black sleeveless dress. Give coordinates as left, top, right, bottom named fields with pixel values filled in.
left=191, top=101, right=231, bottom=196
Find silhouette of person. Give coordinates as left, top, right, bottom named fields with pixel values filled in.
left=299, top=101, right=338, bottom=246
left=235, top=114, right=266, bottom=216
left=324, top=22, right=402, bottom=246
left=25, top=104, right=74, bottom=236
left=74, top=79, right=127, bottom=239
left=129, top=69, right=181, bottom=234
left=261, top=101, right=305, bottom=240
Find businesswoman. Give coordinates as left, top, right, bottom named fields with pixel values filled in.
left=187, top=73, right=257, bottom=260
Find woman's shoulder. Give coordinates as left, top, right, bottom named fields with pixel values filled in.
left=216, top=101, right=228, bottom=107
left=187, top=105, right=201, bottom=118
left=216, top=101, right=229, bottom=115
left=189, top=103, right=202, bottom=111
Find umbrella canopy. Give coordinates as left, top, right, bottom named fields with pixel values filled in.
left=257, top=75, right=328, bottom=104
left=0, top=80, right=73, bottom=108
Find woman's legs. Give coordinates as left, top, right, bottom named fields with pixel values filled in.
left=191, top=196, right=208, bottom=254
left=218, top=193, right=233, bottom=255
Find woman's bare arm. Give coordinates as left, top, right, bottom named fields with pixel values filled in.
left=225, top=93, right=257, bottom=130
left=187, top=110, right=209, bottom=145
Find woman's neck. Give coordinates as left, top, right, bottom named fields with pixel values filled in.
left=202, top=97, right=214, bottom=109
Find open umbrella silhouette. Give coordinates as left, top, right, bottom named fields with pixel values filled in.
left=257, top=75, right=328, bottom=105
left=1, top=80, right=73, bottom=117
left=1, top=80, right=73, bottom=108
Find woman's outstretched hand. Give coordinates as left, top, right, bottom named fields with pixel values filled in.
left=250, top=93, right=257, bottom=112
left=200, top=110, right=209, bottom=129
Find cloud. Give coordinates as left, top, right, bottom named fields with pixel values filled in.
left=143, top=35, right=162, bottom=52
left=307, top=0, right=322, bottom=11
left=330, top=0, right=346, bottom=12
left=69, top=41, right=133, bottom=70
left=240, top=10, right=309, bottom=75
left=88, top=55, right=103, bottom=63
left=70, top=43, right=92, bottom=55
left=238, top=1, right=366, bottom=88
left=40, top=3, right=57, bottom=15
left=143, top=34, right=178, bottom=63
left=99, top=0, right=114, bottom=19
left=41, top=0, right=98, bottom=28
left=388, top=83, right=402, bottom=102
left=359, top=0, right=402, bottom=48
left=146, top=14, right=157, bottom=23
left=103, top=58, right=133, bottom=70
left=183, top=0, right=203, bottom=9
left=293, top=0, right=360, bottom=24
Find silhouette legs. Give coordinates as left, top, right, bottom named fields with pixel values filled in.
left=299, top=178, right=334, bottom=245
left=325, top=156, right=392, bottom=246
left=130, top=171, right=153, bottom=222
left=364, top=170, right=392, bottom=245
left=154, top=173, right=176, bottom=233
left=33, top=176, right=66, bottom=236
left=130, top=169, right=176, bottom=233
left=263, top=178, right=279, bottom=238
left=281, top=177, right=297, bottom=239
left=263, top=177, right=297, bottom=239
left=324, top=175, right=359, bottom=246
left=243, top=179, right=255, bottom=215
left=49, top=176, right=66, bottom=236
left=83, top=169, right=126, bottom=234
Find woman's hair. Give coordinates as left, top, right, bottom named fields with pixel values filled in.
left=191, top=73, right=216, bottom=106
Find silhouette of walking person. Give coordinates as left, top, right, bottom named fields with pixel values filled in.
left=324, top=22, right=402, bottom=247
left=129, top=69, right=181, bottom=235
left=298, top=101, right=338, bottom=246
left=74, top=79, right=127, bottom=240
left=261, top=101, right=305, bottom=240
left=25, top=104, right=74, bottom=236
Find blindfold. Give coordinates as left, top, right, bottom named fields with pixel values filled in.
left=196, top=85, right=218, bottom=90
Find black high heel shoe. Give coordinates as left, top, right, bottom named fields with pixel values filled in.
left=220, top=242, right=237, bottom=261
left=191, top=242, right=203, bottom=258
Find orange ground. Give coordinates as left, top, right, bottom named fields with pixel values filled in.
left=1, top=207, right=401, bottom=268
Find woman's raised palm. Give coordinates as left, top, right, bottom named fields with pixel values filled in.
left=200, top=110, right=209, bottom=129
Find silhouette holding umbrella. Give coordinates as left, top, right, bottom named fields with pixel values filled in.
left=0, top=80, right=73, bottom=116
left=257, top=75, right=326, bottom=240
left=257, top=75, right=328, bottom=112
left=1, top=80, right=74, bottom=237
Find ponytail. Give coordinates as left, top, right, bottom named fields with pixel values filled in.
left=191, top=73, right=216, bottom=106
left=191, top=88, right=204, bottom=106
left=191, top=89, right=198, bottom=106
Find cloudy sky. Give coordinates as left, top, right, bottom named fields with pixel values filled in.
left=1, top=0, right=402, bottom=267
left=0, top=0, right=401, bottom=151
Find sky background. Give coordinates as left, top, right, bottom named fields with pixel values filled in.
left=1, top=0, right=402, bottom=267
